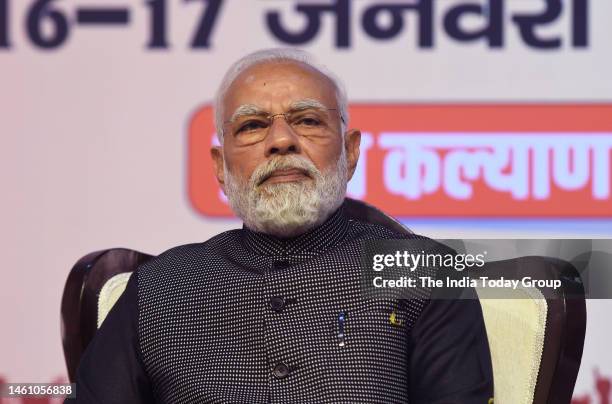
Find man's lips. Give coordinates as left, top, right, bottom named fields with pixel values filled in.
left=259, top=168, right=311, bottom=185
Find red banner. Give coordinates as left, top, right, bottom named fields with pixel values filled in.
left=188, top=104, right=612, bottom=217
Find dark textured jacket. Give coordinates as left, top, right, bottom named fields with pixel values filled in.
left=70, top=204, right=493, bottom=403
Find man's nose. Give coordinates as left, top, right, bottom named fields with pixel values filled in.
left=264, top=115, right=301, bottom=157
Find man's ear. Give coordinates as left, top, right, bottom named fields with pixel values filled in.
left=344, top=129, right=361, bottom=181
left=210, top=146, right=225, bottom=192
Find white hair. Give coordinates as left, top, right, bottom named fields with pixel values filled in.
left=214, top=48, right=349, bottom=142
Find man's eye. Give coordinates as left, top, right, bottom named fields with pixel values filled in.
left=295, top=117, right=322, bottom=127
left=237, top=121, right=267, bottom=133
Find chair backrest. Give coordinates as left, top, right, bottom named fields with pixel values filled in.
left=344, top=197, right=413, bottom=235
left=476, top=256, right=585, bottom=404
left=61, top=248, right=153, bottom=381
left=61, top=199, right=586, bottom=404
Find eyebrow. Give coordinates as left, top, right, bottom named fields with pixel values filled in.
left=227, top=98, right=330, bottom=123
left=228, top=104, right=267, bottom=123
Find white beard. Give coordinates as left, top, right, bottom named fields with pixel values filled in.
left=223, top=149, right=348, bottom=238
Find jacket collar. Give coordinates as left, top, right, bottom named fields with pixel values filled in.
left=241, top=202, right=351, bottom=257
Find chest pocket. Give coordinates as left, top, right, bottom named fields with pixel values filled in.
left=326, top=299, right=412, bottom=394
left=341, top=299, right=410, bottom=349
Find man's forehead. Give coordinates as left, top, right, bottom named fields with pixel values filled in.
left=223, top=61, right=337, bottom=112
left=235, top=60, right=330, bottom=86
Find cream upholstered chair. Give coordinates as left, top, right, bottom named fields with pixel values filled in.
left=96, top=271, right=133, bottom=328
left=61, top=248, right=153, bottom=381
left=61, top=199, right=586, bottom=403
left=475, top=256, right=585, bottom=404
left=477, top=286, right=548, bottom=404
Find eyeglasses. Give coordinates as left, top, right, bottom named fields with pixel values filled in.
left=224, top=108, right=345, bottom=145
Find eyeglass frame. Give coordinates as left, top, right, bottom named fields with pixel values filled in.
left=222, top=106, right=346, bottom=138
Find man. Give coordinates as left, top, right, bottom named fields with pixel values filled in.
left=69, top=48, right=493, bottom=403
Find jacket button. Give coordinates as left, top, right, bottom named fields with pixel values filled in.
left=273, top=363, right=290, bottom=379
left=270, top=296, right=286, bottom=312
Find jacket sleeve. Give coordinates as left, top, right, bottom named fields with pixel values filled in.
left=408, top=288, right=494, bottom=404
left=65, top=271, right=155, bottom=404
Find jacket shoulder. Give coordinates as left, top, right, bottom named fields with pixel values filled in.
left=348, top=218, right=456, bottom=257
left=134, top=229, right=242, bottom=278
left=348, top=217, right=426, bottom=241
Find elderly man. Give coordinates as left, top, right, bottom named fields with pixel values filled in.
left=69, top=49, right=493, bottom=403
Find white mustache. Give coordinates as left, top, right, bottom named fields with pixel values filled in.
left=250, top=156, right=320, bottom=187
